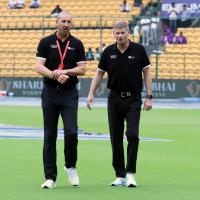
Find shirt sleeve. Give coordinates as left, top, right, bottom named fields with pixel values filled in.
left=76, top=41, right=86, bottom=63
left=98, top=48, right=108, bottom=72
left=140, top=45, right=151, bottom=69
left=36, top=38, right=48, bottom=60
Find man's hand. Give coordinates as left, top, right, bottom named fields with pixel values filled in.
left=51, top=69, right=65, bottom=80
left=86, top=95, right=94, bottom=110
left=143, top=99, right=152, bottom=111
left=57, top=74, right=69, bottom=84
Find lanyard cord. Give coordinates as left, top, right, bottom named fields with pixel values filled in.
left=56, top=40, right=70, bottom=69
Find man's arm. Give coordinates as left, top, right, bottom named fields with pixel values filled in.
left=143, top=66, right=153, bottom=111
left=63, top=62, right=86, bottom=77
left=86, top=69, right=105, bottom=110
left=35, top=58, right=53, bottom=78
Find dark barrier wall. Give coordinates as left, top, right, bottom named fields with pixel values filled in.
left=0, top=77, right=200, bottom=98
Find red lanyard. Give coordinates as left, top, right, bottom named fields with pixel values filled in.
left=56, top=40, right=70, bottom=70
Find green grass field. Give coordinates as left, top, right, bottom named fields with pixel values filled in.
left=0, top=105, right=199, bottom=200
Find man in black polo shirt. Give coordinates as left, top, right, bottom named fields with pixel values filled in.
left=87, top=21, right=152, bottom=187
left=36, top=11, right=86, bottom=189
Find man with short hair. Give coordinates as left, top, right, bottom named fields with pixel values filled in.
left=51, top=5, right=62, bottom=17
left=168, top=2, right=179, bottom=33
left=176, top=32, right=187, bottom=44
left=120, top=0, right=130, bottom=12
left=29, top=0, right=40, bottom=8
left=36, top=11, right=86, bottom=189
left=87, top=21, right=153, bottom=188
left=180, top=4, right=190, bottom=28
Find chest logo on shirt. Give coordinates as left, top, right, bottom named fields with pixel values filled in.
left=68, top=47, right=75, bottom=50
left=110, top=55, right=117, bottom=59
left=128, top=56, right=135, bottom=59
left=50, top=45, right=75, bottom=50
left=50, top=45, right=57, bottom=48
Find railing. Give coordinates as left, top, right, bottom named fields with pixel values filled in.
left=150, top=52, right=200, bottom=80
left=0, top=50, right=200, bottom=80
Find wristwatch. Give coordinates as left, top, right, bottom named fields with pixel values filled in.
left=146, top=94, right=153, bottom=100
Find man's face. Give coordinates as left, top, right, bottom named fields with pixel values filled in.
left=113, top=28, right=129, bottom=44
left=56, top=15, right=73, bottom=35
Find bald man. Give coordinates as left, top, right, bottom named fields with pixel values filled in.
left=36, top=11, right=86, bottom=189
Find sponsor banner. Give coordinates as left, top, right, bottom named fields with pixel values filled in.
left=0, top=78, right=43, bottom=97
left=0, top=77, right=200, bottom=98
left=161, top=0, right=200, bottom=18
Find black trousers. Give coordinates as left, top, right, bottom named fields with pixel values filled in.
left=41, top=85, right=78, bottom=182
left=108, top=91, right=142, bottom=178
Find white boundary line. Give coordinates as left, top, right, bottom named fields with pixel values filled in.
left=0, top=124, right=173, bottom=142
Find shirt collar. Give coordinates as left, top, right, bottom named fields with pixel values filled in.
left=112, top=40, right=132, bottom=52
left=54, top=32, right=72, bottom=43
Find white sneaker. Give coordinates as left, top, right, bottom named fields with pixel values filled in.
left=41, top=179, right=56, bottom=189
left=110, top=177, right=126, bottom=186
left=126, top=173, right=137, bottom=187
left=64, top=166, right=79, bottom=186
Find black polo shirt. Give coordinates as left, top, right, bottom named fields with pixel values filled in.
left=98, top=41, right=150, bottom=93
left=36, top=32, right=86, bottom=88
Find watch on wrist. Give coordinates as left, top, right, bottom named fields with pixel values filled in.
left=146, top=94, right=153, bottom=100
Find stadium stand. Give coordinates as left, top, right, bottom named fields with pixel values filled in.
left=0, top=0, right=200, bottom=80
left=150, top=27, right=200, bottom=79
left=0, top=0, right=140, bottom=78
